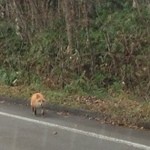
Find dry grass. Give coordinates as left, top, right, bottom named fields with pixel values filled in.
left=0, top=84, right=149, bottom=129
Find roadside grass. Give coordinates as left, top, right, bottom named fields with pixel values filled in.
left=0, top=83, right=149, bottom=129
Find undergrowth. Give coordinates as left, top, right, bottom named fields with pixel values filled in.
left=0, top=1, right=150, bottom=100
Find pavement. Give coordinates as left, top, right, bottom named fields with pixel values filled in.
left=0, top=97, right=150, bottom=150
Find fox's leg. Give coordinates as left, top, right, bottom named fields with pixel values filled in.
left=41, top=107, right=44, bottom=116
left=34, top=108, right=37, bottom=115
left=31, top=107, right=37, bottom=115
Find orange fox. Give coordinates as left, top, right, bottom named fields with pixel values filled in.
left=30, top=92, right=46, bottom=116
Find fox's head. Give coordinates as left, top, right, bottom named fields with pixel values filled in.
left=37, top=99, right=45, bottom=107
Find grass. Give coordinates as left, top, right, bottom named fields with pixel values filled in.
left=0, top=83, right=149, bottom=129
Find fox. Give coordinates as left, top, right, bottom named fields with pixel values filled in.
left=30, top=92, right=46, bottom=116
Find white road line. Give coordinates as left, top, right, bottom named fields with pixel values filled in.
left=0, top=111, right=150, bottom=150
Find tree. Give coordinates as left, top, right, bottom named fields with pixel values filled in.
left=62, top=0, right=75, bottom=55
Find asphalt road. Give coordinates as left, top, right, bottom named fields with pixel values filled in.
left=0, top=98, right=150, bottom=150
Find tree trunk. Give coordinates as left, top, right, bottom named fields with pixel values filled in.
left=132, top=0, right=138, bottom=8
left=62, top=0, right=74, bottom=55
